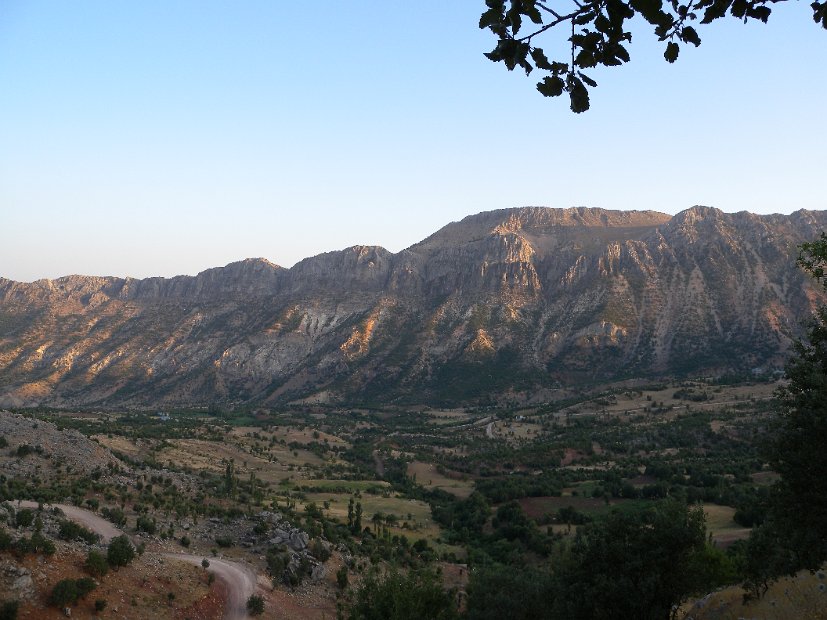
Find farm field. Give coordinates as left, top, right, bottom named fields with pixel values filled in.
left=0, top=376, right=795, bottom=618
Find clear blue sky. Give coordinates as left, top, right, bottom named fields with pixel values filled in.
left=1, top=1, right=825, bottom=282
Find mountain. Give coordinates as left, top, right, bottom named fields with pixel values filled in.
left=1, top=206, right=825, bottom=408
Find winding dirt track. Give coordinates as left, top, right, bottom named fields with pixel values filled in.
left=15, top=500, right=257, bottom=619
left=19, top=500, right=122, bottom=542
left=166, top=553, right=257, bottom=620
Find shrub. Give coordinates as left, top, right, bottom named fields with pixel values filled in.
left=246, top=595, right=265, bottom=616
left=15, top=445, right=33, bottom=458
left=75, top=578, right=96, bottom=599
left=28, top=531, right=56, bottom=555
left=58, top=520, right=99, bottom=544
left=215, top=536, right=233, bottom=548
left=310, top=538, right=331, bottom=562
left=94, top=599, right=107, bottom=613
left=50, top=579, right=79, bottom=607
left=0, top=529, right=11, bottom=551
left=101, top=507, right=126, bottom=527
left=180, top=535, right=191, bottom=548
left=85, top=550, right=109, bottom=578
left=337, top=565, right=349, bottom=589
left=107, top=535, right=135, bottom=568
left=136, top=515, right=156, bottom=534
left=15, top=509, right=34, bottom=528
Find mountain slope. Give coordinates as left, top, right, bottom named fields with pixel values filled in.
left=1, top=206, right=825, bottom=407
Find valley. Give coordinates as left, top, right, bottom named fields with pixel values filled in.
left=0, top=376, right=788, bottom=618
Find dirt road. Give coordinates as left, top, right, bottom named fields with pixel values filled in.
left=14, top=500, right=258, bottom=619
left=17, top=500, right=122, bottom=542
left=166, top=553, right=257, bottom=620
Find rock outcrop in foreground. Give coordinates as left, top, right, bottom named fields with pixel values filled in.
left=1, top=206, right=825, bottom=407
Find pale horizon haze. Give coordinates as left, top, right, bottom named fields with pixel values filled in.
left=2, top=2, right=825, bottom=282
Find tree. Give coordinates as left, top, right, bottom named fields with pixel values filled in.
left=343, top=568, right=459, bottom=620
left=466, top=565, right=555, bottom=620
left=745, top=233, right=827, bottom=591
left=85, top=550, right=109, bottom=578
left=354, top=501, right=363, bottom=533
left=246, top=594, right=265, bottom=616
left=480, top=0, right=827, bottom=112
left=107, top=534, right=136, bottom=569
left=552, top=500, right=709, bottom=620
left=49, top=578, right=95, bottom=608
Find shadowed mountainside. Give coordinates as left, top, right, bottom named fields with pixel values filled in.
left=1, top=206, right=825, bottom=407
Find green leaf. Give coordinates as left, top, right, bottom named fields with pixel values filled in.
left=731, top=0, right=748, bottom=19
left=813, top=2, right=827, bottom=28
left=479, top=9, right=502, bottom=30
left=681, top=25, right=701, bottom=46
left=575, top=49, right=597, bottom=68
left=630, top=0, right=664, bottom=22
left=507, top=3, right=522, bottom=34
left=746, top=5, right=772, bottom=22
left=530, top=47, right=553, bottom=70
left=614, top=43, right=631, bottom=63
left=701, top=0, right=733, bottom=23
left=578, top=72, right=598, bottom=87
left=536, top=76, right=565, bottom=97
left=567, top=74, right=590, bottom=113
left=574, top=11, right=596, bottom=25
left=664, top=41, right=679, bottom=63
left=526, top=4, right=543, bottom=24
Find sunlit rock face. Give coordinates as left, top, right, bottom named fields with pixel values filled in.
left=1, top=206, right=825, bottom=407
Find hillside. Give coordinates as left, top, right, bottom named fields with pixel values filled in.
left=1, top=206, right=825, bottom=408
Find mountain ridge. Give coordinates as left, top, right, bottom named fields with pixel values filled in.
left=1, top=206, right=825, bottom=408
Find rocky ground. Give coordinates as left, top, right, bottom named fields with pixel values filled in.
left=0, top=411, right=340, bottom=618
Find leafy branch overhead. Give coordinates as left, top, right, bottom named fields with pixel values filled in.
left=480, top=0, right=827, bottom=112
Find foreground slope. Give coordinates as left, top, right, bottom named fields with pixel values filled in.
left=1, top=206, right=825, bottom=407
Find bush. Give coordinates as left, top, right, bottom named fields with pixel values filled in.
left=180, top=535, right=191, bottom=548
left=101, top=507, right=126, bottom=527
left=15, top=509, right=34, bottom=528
left=345, top=569, right=458, bottom=620
left=337, top=565, right=349, bottom=589
left=94, top=599, right=107, bottom=613
left=246, top=595, right=265, bottom=616
left=310, top=538, right=331, bottom=562
left=15, top=445, right=33, bottom=458
left=136, top=515, right=156, bottom=534
left=50, top=579, right=79, bottom=607
left=29, top=531, right=56, bottom=555
left=0, top=529, right=11, bottom=551
left=58, top=520, right=99, bottom=544
left=0, top=600, right=19, bottom=620
left=75, top=577, right=96, bottom=599
left=85, top=550, right=109, bottom=578
left=107, top=535, right=135, bottom=568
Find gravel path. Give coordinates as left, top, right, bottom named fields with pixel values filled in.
left=167, top=554, right=257, bottom=620
left=15, top=500, right=258, bottom=619
left=18, top=501, right=122, bottom=542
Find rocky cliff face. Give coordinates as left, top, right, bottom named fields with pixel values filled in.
left=1, top=206, right=825, bottom=407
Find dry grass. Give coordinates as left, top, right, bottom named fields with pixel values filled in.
left=153, top=438, right=327, bottom=487
left=300, top=491, right=441, bottom=541
left=702, top=503, right=751, bottom=546
left=406, top=461, right=474, bottom=499
left=682, top=567, right=827, bottom=620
